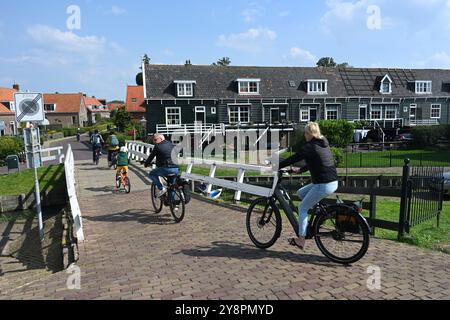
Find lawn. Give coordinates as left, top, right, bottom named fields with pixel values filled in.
left=343, top=149, right=450, bottom=168
left=0, top=165, right=66, bottom=196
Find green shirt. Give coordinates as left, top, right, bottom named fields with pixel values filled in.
left=116, top=152, right=129, bottom=166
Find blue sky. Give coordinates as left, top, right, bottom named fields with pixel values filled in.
left=1, top=0, right=450, bottom=101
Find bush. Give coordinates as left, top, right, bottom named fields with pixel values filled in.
left=331, top=147, right=344, bottom=167
left=62, top=127, right=78, bottom=137
left=0, top=137, right=24, bottom=166
left=317, top=120, right=355, bottom=148
left=411, top=125, right=448, bottom=147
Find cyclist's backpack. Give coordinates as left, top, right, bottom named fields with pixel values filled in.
left=110, top=135, right=119, bottom=147
left=93, top=134, right=101, bottom=145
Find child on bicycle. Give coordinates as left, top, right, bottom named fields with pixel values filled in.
left=116, top=146, right=129, bottom=176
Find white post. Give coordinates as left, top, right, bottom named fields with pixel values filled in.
left=206, top=164, right=217, bottom=194
left=186, top=162, right=195, bottom=192
left=234, top=168, right=246, bottom=202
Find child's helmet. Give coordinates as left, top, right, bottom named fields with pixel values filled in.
left=120, top=146, right=128, bottom=153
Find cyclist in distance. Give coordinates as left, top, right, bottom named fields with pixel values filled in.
left=278, top=122, right=339, bottom=250
left=90, top=129, right=104, bottom=164
left=144, top=134, right=179, bottom=198
left=107, top=130, right=120, bottom=164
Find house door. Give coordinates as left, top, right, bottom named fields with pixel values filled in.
left=310, top=108, right=318, bottom=121
left=195, top=106, right=206, bottom=124
left=359, top=106, right=367, bottom=120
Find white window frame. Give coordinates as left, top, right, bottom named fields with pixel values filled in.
left=195, top=106, right=206, bottom=124
left=174, top=81, right=196, bottom=97
left=415, top=81, right=432, bottom=94
left=385, top=106, right=397, bottom=120
left=430, top=104, right=441, bottom=119
left=211, top=107, right=216, bottom=115
left=307, top=80, right=328, bottom=95
left=299, top=104, right=319, bottom=122
left=325, top=104, right=340, bottom=120
left=359, top=104, right=368, bottom=120
left=370, top=105, right=383, bottom=120
left=228, top=104, right=251, bottom=124
left=379, top=74, right=393, bottom=94
left=165, top=107, right=182, bottom=127
left=44, top=103, right=56, bottom=112
left=237, top=79, right=260, bottom=95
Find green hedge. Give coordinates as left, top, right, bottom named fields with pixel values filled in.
left=317, top=120, right=355, bottom=148
left=0, top=137, right=24, bottom=166
left=411, top=125, right=449, bottom=147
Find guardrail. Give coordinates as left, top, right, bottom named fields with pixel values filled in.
left=41, top=146, right=65, bottom=164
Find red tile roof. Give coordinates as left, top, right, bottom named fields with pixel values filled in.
left=107, top=102, right=124, bottom=111
left=0, top=102, right=13, bottom=113
left=83, top=96, right=109, bottom=113
left=126, top=86, right=145, bottom=113
left=0, top=88, right=17, bottom=102
left=43, top=93, right=83, bottom=113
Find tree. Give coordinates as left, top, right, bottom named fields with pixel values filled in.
left=142, top=54, right=151, bottom=65
left=316, top=57, right=337, bottom=68
left=213, top=57, right=231, bottom=66
left=337, top=62, right=353, bottom=68
left=113, top=106, right=133, bottom=133
left=136, top=72, right=143, bottom=86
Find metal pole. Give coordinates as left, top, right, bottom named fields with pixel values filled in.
left=34, top=164, right=44, bottom=240
left=398, top=158, right=410, bottom=240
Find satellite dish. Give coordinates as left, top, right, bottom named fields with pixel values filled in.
left=39, top=119, right=50, bottom=126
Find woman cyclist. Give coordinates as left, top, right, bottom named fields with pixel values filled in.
left=279, top=122, right=339, bottom=250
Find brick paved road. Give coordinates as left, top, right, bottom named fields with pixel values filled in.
left=1, top=141, right=450, bottom=300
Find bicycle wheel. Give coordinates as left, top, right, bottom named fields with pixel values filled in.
left=169, top=189, right=185, bottom=223
left=124, top=177, right=131, bottom=194
left=313, top=208, right=370, bottom=265
left=151, top=184, right=163, bottom=214
left=246, top=198, right=282, bottom=249
left=115, top=174, right=121, bottom=189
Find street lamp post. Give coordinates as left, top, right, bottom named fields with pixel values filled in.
left=140, top=117, right=147, bottom=141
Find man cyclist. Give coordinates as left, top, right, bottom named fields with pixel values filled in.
left=107, top=130, right=120, bottom=165
left=90, top=129, right=104, bottom=163
left=144, top=134, right=179, bottom=198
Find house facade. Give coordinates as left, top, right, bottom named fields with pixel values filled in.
left=43, top=93, right=89, bottom=127
left=125, top=85, right=146, bottom=122
left=0, top=85, right=19, bottom=136
left=142, top=64, right=450, bottom=142
left=84, top=96, right=110, bottom=125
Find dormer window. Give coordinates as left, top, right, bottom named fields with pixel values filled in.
left=174, top=80, right=196, bottom=97
left=307, top=80, right=328, bottom=94
left=237, top=79, right=260, bottom=95
left=415, top=81, right=432, bottom=94
left=380, top=75, right=392, bottom=94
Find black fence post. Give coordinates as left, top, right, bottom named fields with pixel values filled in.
left=398, top=159, right=411, bottom=240
left=370, top=194, right=377, bottom=236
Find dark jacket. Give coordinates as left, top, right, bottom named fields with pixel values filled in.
left=145, top=140, right=178, bottom=168
left=279, top=137, right=338, bottom=184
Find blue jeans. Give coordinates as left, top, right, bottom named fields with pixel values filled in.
left=297, top=181, right=339, bottom=237
left=149, top=167, right=180, bottom=190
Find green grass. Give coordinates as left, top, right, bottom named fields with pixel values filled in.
left=0, top=165, right=66, bottom=196
left=343, top=149, right=450, bottom=168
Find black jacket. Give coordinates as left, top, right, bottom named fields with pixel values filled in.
left=279, top=137, right=338, bottom=184
left=145, top=140, right=178, bottom=168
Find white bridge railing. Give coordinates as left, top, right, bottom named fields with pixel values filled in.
left=125, top=140, right=279, bottom=202
left=41, top=146, right=65, bottom=164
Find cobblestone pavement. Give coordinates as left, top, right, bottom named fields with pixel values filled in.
left=1, top=156, right=450, bottom=300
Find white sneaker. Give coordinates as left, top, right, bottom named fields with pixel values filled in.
left=156, top=187, right=167, bottom=198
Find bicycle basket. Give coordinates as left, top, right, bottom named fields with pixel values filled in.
left=336, top=212, right=360, bottom=234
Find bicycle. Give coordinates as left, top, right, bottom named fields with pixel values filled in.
left=109, top=150, right=119, bottom=170
left=115, top=168, right=131, bottom=194
left=151, top=174, right=186, bottom=223
left=93, top=147, right=102, bottom=166
left=246, top=169, right=371, bottom=265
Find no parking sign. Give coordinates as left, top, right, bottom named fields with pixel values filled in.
left=14, top=93, right=45, bottom=123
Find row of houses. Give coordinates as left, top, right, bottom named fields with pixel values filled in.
left=139, top=64, right=450, bottom=144
left=0, top=84, right=145, bottom=136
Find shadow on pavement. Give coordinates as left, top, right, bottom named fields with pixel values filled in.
left=177, top=241, right=341, bottom=267
left=84, top=186, right=118, bottom=193
left=83, top=208, right=175, bottom=225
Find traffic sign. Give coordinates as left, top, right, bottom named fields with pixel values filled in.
left=14, top=93, right=45, bottom=123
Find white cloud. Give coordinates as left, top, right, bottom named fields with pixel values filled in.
left=430, top=52, right=450, bottom=67
left=216, top=27, right=277, bottom=53
left=27, top=25, right=107, bottom=56
left=290, top=47, right=317, bottom=62
left=242, top=3, right=264, bottom=23
left=111, top=5, right=127, bottom=15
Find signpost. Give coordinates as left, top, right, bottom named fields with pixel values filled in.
left=14, top=93, right=45, bottom=240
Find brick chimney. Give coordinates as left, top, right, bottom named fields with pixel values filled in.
left=12, top=83, right=20, bottom=91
